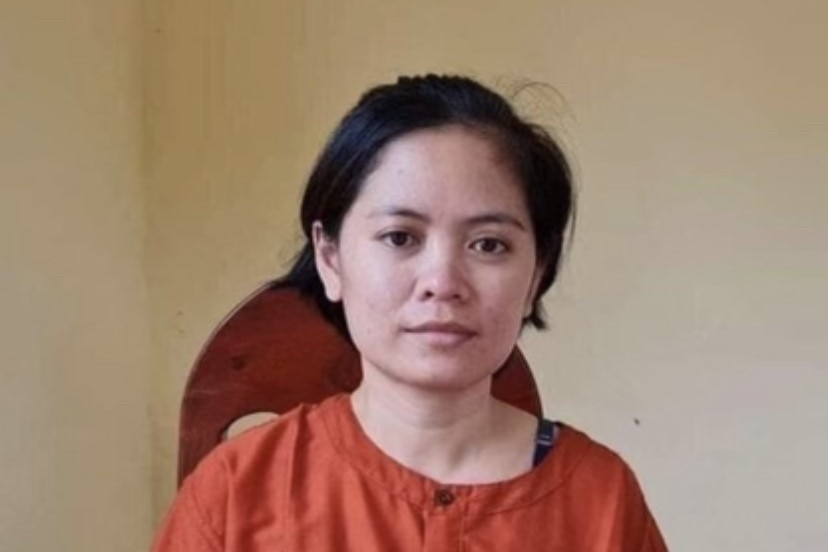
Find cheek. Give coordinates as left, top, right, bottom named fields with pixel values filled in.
left=486, top=302, right=525, bottom=340
left=338, top=255, right=408, bottom=325
left=485, top=266, right=537, bottom=308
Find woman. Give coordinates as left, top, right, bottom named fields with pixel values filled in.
left=152, top=75, right=668, bottom=551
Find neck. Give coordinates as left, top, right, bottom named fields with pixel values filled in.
left=351, top=368, right=535, bottom=484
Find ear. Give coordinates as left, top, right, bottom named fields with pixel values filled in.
left=312, top=221, right=343, bottom=302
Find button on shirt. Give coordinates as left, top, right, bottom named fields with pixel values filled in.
left=434, top=488, right=455, bottom=506
left=152, top=394, right=668, bottom=552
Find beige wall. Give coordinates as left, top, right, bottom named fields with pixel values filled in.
left=0, top=1, right=153, bottom=551
left=4, top=0, right=824, bottom=550
left=146, top=1, right=828, bottom=549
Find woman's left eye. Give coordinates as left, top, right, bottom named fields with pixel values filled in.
left=470, top=237, right=508, bottom=255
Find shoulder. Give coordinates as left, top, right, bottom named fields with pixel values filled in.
left=548, top=423, right=651, bottom=514
left=551, top=424, right=669, bottom=550
left=556, top=423, right=642, bottom=484
left=192, top=394, right=343, bottom=487
left=209, top=400, right=322, bottom=469
left=152, top=396, right=342, bottom=551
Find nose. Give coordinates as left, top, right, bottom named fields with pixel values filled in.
left=415, top=245, right=470, bottom=303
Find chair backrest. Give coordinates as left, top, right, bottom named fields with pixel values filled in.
left=178, top=284, right=544, bottom=486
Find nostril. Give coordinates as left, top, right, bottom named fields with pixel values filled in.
left=416, top=257, right=470, bottom=301
left=418, top=281, right=467, bottom=302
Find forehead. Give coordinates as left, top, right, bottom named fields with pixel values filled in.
left=352, top=126, right=528, bottom=219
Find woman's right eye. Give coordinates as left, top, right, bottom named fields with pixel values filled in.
left=380, top=231, right=416, bottom=248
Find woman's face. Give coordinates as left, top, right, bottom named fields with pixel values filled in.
left=314, top=126, right=540, bottom=393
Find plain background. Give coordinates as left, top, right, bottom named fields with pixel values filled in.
left=2, top=0, right=826, bottom=550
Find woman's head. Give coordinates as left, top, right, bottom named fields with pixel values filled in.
left=280, top=74, right=574, bottom=337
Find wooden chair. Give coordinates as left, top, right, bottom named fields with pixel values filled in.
left=178, top=284, right=544, bottom=486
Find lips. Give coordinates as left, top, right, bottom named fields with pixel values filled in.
left=404, top=321, right=477, bottom=346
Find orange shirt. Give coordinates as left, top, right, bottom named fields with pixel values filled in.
left=153, top=394, right=668, bottom=551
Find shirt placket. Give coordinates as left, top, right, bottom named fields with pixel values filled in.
left=422, top=487, right=464, bottom=552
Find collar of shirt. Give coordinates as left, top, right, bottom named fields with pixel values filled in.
left=319, top=394, right=595, bottom=515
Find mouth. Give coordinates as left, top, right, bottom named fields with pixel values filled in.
left=404, top=321, right=477, bottom=346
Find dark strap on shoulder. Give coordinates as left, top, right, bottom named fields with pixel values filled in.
left=532, top=418, right=557, bottom=467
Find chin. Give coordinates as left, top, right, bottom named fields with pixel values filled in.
left=382, top=359, right=497, bottom=394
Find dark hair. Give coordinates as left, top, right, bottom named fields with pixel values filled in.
left=273, top=74, right=574, bottom=336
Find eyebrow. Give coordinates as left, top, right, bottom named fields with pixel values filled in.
left=368, top=207, right=528, bottom=231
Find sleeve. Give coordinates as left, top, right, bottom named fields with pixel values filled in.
left=639, top=509, right=669, bottom=552
left=150, top=454, right=231, bottom=552
left=622, top=464, right=668, bottom=552
left=585, top=445, right=670, bottom=552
